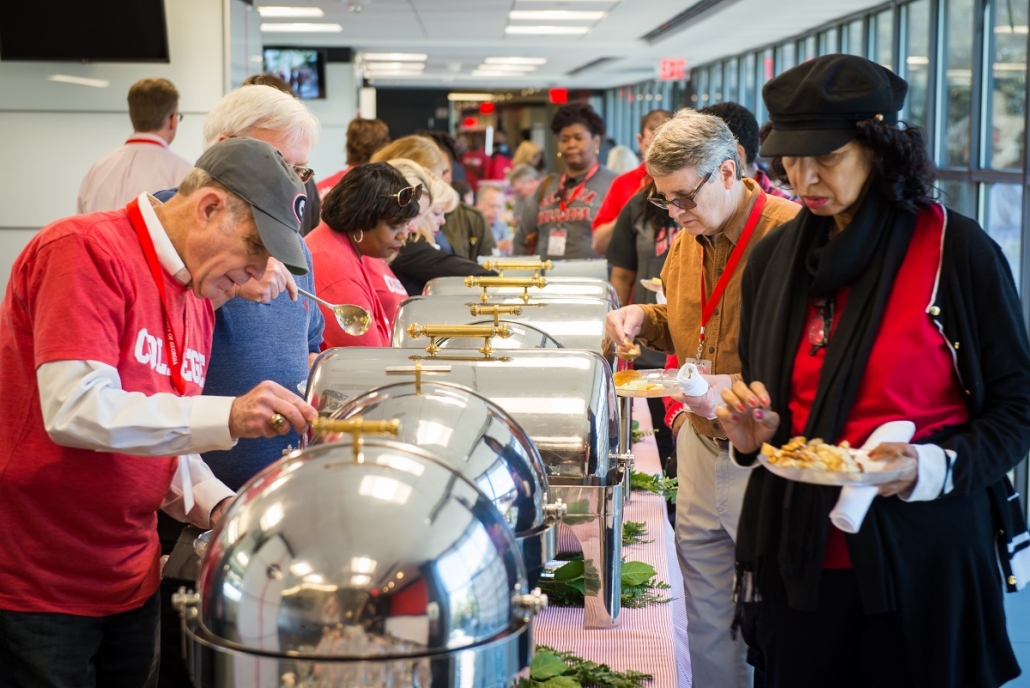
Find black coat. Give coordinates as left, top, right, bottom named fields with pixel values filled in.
left=390, top=238, right=496, bottom=296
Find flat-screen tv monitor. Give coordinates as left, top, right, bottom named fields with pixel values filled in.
left=0, top=0, right=169, bottom=62
left=263, top=48, right=327, bottom=100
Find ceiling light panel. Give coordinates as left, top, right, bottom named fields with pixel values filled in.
left=484, top=57, right=547, bottom=65
left=361, top=52, right=429, bottom=62
left=477, top=64, right=537, bottom=71
left=256, top=6, right=325, bottom=18
left=365, top=62, right=426, bottom=70
left=260, top=22, right=343, bottom=32
left=505, top=25, right=591, bottom=35
left=447, top=93, right=494, bottom=101
left=509, top=10, right=606, bottom=21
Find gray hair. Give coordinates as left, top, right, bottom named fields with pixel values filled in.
left=177, top=168, right=251, bottom=221
left=202, top=85, right=321, bottom=152
left=645, top=108, right=741, bottom=180
left=507, top=163, right=541, bottom=183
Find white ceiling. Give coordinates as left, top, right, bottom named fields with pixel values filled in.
left=259, top=0, right=888, bottom=89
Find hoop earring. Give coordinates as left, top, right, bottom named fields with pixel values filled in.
left=596, top=148, right=600, bottom=155
left=557, top=151, right=562, bottom=158
left=355, top=230, right=364, bottom=244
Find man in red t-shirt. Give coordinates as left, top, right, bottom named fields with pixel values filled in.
left=591, top=109, right=672, bottom=255
left=0, top=137, right=318, bottom=686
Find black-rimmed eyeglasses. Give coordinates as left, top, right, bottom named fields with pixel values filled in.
left=647, top=171, right=712, bottom=211
left=380, top=184, right=423, bottom=207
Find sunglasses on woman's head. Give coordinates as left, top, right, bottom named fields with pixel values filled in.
left=292, top=165, right=315, bottom=183
left=380, top=184, right=423, bottom=207
left=647, top=171, right=712, bottom=211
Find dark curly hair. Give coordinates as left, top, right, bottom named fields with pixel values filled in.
left=766, top=119, right=936, bottom=214
left=321, top=162, right=419, bottom=235
left=550, top=102, right=605, bottom=138
left=701, top=102, right=759, bottom=168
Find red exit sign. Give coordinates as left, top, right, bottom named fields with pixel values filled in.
left=660, top=58, right=687, bottom=81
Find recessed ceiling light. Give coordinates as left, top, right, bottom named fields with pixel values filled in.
left=256, top=6, right=325, bottom=18
left=471, top=70, right=520, bottom=77
left=260, top=22, right=342, bottom=32
left=505, top=25, right=590, bottom=35
left=477, top=64, right=536, bottom=72
left=361, top=52, right=429, bottom=62
left=509, top=10, right=606, bottom=21
left=447, top=93, right=494, bottom=101
left=48, top=74, right=110, bottom=88
left=484, top=57, right=547, bottom=65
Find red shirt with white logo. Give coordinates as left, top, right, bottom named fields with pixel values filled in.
left=0, top=208, right=214, bottom=615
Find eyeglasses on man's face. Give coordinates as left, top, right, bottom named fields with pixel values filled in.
left=647, top=171, right=713, bottom=211
left=291, top=165, right=315, bottom=183
left=380, top=184, right=423, bottom=207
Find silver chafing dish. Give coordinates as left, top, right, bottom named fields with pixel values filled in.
left=322, top=381, right=566, bottom=585
left=423, top=275, right=618, bottom=309
left=175, top=437, right=546, bottom=687
left=392, top=296, right=611, bottom=357
left=307, top=348, right=618, bottom=481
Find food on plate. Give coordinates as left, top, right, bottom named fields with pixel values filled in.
left=612, top=369, right=659, bottom=392
left=613, top=369, right=641, bottom=386
left=761, top=436, right=862, bottom=473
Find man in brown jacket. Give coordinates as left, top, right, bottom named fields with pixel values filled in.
left=606, top=109, right=799, bottom=688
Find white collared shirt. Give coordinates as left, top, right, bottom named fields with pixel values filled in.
left=77, top=132, right=193, bottom=214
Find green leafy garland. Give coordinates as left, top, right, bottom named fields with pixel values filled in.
left=629, top=419, right=653, bottom=445
left=517, top=646, right=652, bottom=688
left=622, top=520, right=652, bottom=547
left=537, top=555, right=672, bottom=609
left=629, top=469, right=678, bottom=503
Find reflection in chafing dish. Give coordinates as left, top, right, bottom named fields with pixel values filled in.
left=306, top=348, right=618, bottom=481
left=175, top=439, right=546, bottom=688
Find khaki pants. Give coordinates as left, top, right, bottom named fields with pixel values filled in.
left=675, top=423, right=755, bottom=688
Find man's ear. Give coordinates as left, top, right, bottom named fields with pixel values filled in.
left=194, top=188, right=227, bottom=225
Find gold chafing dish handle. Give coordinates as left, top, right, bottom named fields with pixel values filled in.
left=481, top=259, right=553, bottom=277
left=463, top=275, right=547, bottom=303
left=468, top=303, right=523, bottom=327
left=311, top=417, right=402, bottom=461
left=384, top=360, right=453, bottom=394
left=406, top=322, right=513, bottom=356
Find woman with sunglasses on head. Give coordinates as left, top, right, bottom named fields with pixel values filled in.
left=604, top=108, right=799, bottom=688
left=513, top=102, right=618, bottom=261
left=716, top=55, right=1030, bottom=688
left=305, top=162, right=420, bottom=348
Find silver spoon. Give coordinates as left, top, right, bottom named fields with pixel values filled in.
left=296, top=287, right=371, bottom=336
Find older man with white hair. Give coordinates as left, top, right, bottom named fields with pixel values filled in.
left=606, top=109, right=799, bottom=688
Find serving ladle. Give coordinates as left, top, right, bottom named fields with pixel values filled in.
left=296, top=287, right=371, bottom=336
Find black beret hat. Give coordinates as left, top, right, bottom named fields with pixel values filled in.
left=759, top=54, right=908, bottom=158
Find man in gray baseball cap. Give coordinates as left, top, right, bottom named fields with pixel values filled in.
left=195, top=136, right=309, bottom=275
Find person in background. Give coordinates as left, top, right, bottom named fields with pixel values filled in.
left=151, top=82, right=324, bottom=687
left=477, top=184, right=513, bottom=255
left=0, top=137, right=317, bottom=687
left=452, top=179, right=475, bottom=206
left=372, top=135, right=450, bottom=179
left=488, top=129, right=514, bottom=180
left=702, top=101, right=796, bottom=201
left=508, top=162, right=543, bottom=221
left=605, top=109, right=799, bottom=688
left=317, top=116, right=390, bottom=199
left=460, top=136, right=492, bottom=191
left=78, top=77, right=191, bottom=213
left=592, top=109, right=672, bottom=255
left=512, top=139, right=545, bottom=172
left=719, top=54, right=1030, bottom=688
left=418, top=129, right=466, bottom=183
left=513, top=102, right=618, bottom=261
left=606, top=144, right=640, bottom=174
left=306, top=163, right=420, bottom=348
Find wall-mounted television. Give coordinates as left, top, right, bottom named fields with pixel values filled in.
left=263, top=47, right=327, bottom=100
left=0, top=0, right=169, bottom=62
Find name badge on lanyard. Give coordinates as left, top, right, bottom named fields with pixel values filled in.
left=547, top=228, right=567, bottom=257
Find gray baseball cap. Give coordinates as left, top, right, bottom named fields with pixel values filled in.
left=195, top=137, right=309, bottom=275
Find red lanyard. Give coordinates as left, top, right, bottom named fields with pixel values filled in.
left=696, top=189, right=767, bottom=360
left=558, top=161, right=600, bottom=216
left=125, top=137, right=165, bottom=147
left=127, top=198, right=190, bottom=395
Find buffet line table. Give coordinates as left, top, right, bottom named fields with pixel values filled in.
left=533, top=397, right=692, bottom=687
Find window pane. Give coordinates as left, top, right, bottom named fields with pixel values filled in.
left=819, top=27, right=840, bottom=55
left=711, top=61, right=724, bottom=103
left=725, top=58, right=739, bottom=103
left=799, top=35, right=817, bottom=63
left=984, top=182, right=1025, bottom=291
left=874, top=9, right=894, bottom=69
left=741, top=53, right=757, bottom=114
left=942, top=0, right=974, bottom=166
left=846, top=19, right=865, bottom=56
left=776, top=42, right=796, bottom=73
left=938, top=180, right=976, bottom=216
left=695, top=68, right=708, bottom=107
left=902, top=0, right=931, bottom=131
left=757, top=48, right=775, bottom=122
left=986, top=0, right=1028, bottom=170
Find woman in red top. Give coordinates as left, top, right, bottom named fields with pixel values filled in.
left=305, top=163, right=420, bottom=348
left=718, top=56, right=1030, bottom=687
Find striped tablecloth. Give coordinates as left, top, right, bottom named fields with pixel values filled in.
left=533, top=397, right=691, bottom=687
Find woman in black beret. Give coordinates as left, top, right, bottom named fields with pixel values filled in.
left=717, top=54, right=1030, bottom=687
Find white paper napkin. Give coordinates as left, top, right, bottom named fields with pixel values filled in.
left=677, top=362, right=710, bottom=397
left=829, top=421, right=916, bottom=533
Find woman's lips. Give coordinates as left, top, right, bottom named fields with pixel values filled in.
left=802, top=196, right=829, bottom=209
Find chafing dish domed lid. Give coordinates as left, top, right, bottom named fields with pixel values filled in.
left=198, top=438, right=534, bottom=660
left=423, top=276, right=618, bottom=308
left=328, top=381, right=550, bottom=535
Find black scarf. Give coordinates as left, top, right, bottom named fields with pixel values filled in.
left=734, top=189, right=916, bottom=613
